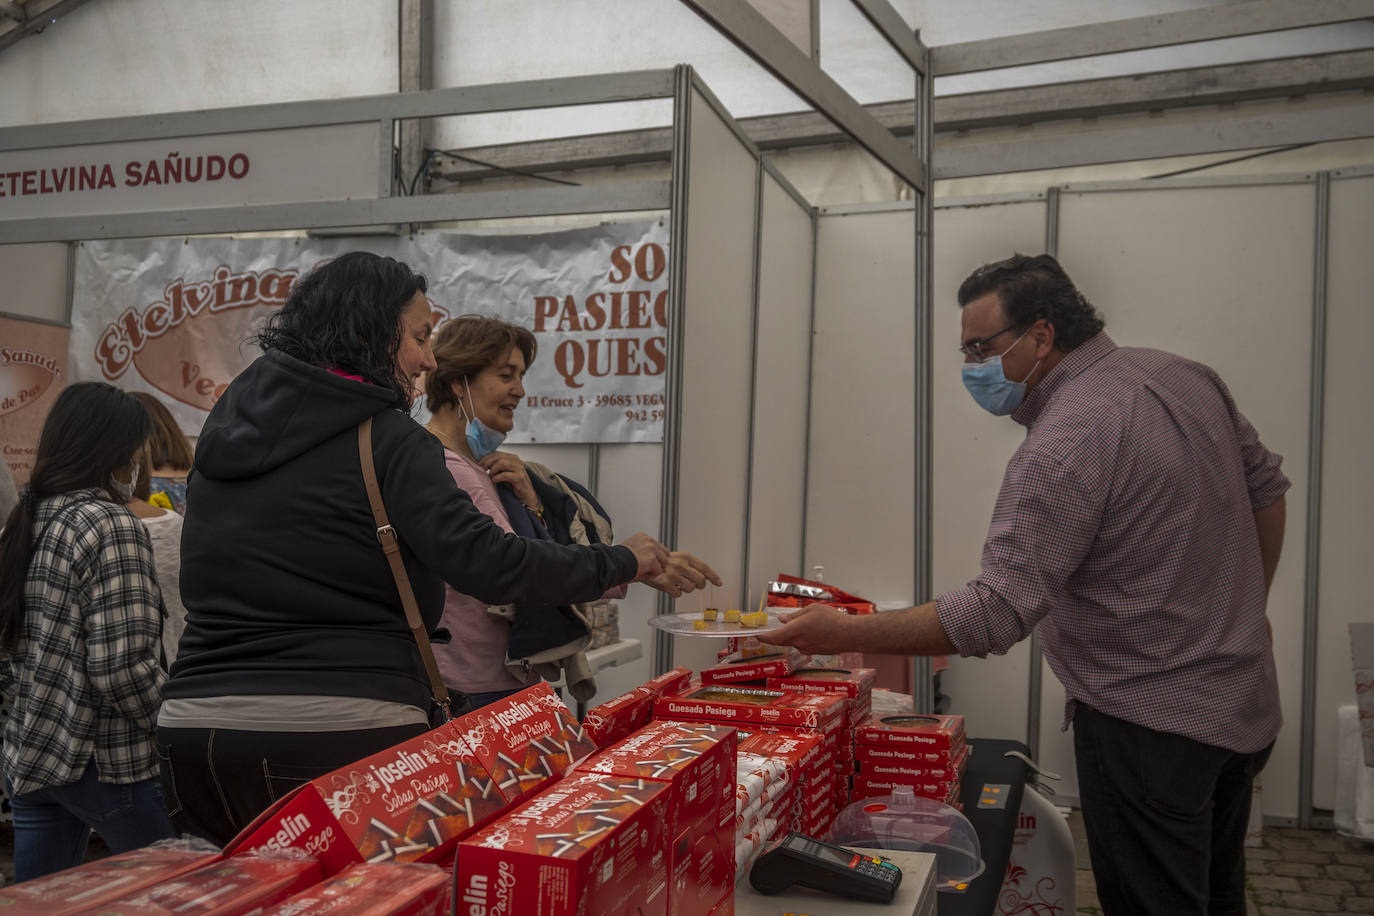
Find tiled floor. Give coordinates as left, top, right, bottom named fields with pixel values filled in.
left=1067, top=810, right=1374, bottom=916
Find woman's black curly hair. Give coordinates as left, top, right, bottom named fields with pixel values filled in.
left=957, top=253, right=1105, bottom=351
left=253, top=251, right=428, bottom=408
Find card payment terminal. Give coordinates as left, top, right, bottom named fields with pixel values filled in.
left=749, top=832, right=903, bottom=903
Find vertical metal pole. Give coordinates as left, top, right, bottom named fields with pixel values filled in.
left=586, top=443, right=600, bottom=497
left=911, top=37, right=934, bottom=714
left=800, top=208, right=818, bottom=574
left=398, top=0, right=433, bottom=195
left=656, top=65, right=694, bottom=675
left=1298, top=172, right=1330, bottom=828
left=1023, top=187, right=1062, bottom=755
left=377, top=118, right=395, bottom=199
left=741, top=158, right=765, bottom=597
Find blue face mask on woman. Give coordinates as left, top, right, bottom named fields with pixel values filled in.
left=460, top=378, right=507, bottom=460
left=961, top=329, right=1040, bottom=416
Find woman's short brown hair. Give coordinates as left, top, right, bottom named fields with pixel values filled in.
left=131, top=391, right=194, bottom=471
left=426, top=315, right=537, bottom=412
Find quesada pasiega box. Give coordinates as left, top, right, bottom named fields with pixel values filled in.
left=0, top=843, right=222, bottom=915
left=654, top=685, right=847, bottom=732
left=259, top=861, right=450, bottom=916
left=582, top=686, right=655, bottom=748
left=855, top=713, right=965, bottom=750
left=699, top=649, right=811, bottom=685
left=458, top=772, right=671, bottom=916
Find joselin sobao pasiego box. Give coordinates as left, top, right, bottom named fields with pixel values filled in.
left=458, top=772, right=672, bottom=916
left=227, top=684, right=593, bottom=874
left=258, top=861, right=450, bottom=915
left=0, top=843, right=221, bottom=915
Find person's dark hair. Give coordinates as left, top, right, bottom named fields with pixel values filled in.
left=253, top=252, right=429, bottom=409
left=0, top=382, right=151, bottom=652
left=425, top=315, right=537, bottom=413
left=957, top=253, right=1104, bottom=351
left=131, top=391, right=193, bottom=472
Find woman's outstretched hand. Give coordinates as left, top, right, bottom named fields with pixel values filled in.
left=646, top=552, right=723, bottom=598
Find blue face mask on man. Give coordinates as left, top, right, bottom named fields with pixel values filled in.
left=459, top=377, right=507, bottom=460
left=961, top=328, right=1040, bottom=416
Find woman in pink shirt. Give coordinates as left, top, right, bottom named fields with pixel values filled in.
left=423, top=316, right=720, bottom=709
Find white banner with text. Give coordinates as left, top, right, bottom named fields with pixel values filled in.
left=69, top=221, right=669, bottom=443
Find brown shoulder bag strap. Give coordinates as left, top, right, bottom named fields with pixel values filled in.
left=357, top=417, right=451, bottom=722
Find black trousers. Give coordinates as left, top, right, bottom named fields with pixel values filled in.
left=1072, top=705, right=1272, bottom=916
left=156, top=723, right=428, bottom=847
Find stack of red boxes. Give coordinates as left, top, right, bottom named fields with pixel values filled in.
left=582, top=668, right=695, bottom=748
left=574, top=720, right=737, bottom=916
left=853, top=714, right=968, bottom=806
left=259, top=862, right=450, bottom=915
left=227, top=683, right=597, bottom=873
left=0, top=843, right=222, bottom=915
left=457, top=771, right=673, bottom=916
left=88, top=854, right=323, bottom=915
left=732, top=730, right=829, bottom=871
left=652, top=683, right=848, bottom=839
left=767, top=666, right=877, bottom=812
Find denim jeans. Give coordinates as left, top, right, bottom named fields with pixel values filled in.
left=8, top=759, right=177, bottom=882
left=1073, top=705, right=1272, bottom=916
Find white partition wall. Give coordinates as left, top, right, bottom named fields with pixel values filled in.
left=1052, top=180, right=1317, bottom=816
left=662, top=76, right=765, bottom=673
left=746, top=169, right=816, bottom=591
left=1316, top=170, right=1374, bottom=811
left=806, top=204, right=916, bottom=606
left=930, top=196, right=1048, bottom=747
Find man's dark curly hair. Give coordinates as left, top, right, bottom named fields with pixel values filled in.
left=253, top=251, right=428, bottom=409
left=957, top=253, right=1104, bottom=351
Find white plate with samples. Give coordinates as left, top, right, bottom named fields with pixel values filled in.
left=647, top=610, right=791, bottom=639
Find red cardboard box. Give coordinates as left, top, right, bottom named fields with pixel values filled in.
left=90, top=855, right=322, bottom=915
left=577, top=720, right=737, bottom=840
left=642, top=667, right=694, bottom=698
left=227, top=722, right=507, bottom=874
left=767, top=667, right=877, bottom=698
left=670, top=832, right=734, bottom=916
left=655, top=686, right=846, bottom=732
left=459, top=773, right=671, bottom=916
left=700, top=650, right=810, bottom=685
left=259, top=862, right=449, bottom=915
left=453, top=683, right=599, bottom=806
left=853, top=774, right=960, bottom=804
left=0, top=844, right=221, bottom=915
left=583, top=687, right=655, bottom=747
left=855, top=714, right=965, bottom=750
left=860, top=743, right=969, bottom=783
left=855, top=739, right=965, bottom=767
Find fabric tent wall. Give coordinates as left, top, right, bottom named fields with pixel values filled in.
left=806, top=204, right=916, bottom=605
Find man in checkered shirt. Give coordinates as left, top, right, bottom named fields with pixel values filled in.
left=765, top=254, right=1286, bottom=916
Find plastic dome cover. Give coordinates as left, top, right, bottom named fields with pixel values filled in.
left=827, top=786, right=985, bottom=893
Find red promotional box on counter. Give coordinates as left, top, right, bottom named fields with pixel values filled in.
left=642, top=666, right=694, bottom=698
left=259, top=861, right=449, bottom=915
left=227, top=721, right=508, bottom=873
left=452, top=682, right=600, bottom=806
left=855, top=713, right=965, bottom=750
left=854, top=773, right=961, bottom=805
left=767, top=666, right=877, bottom=698
left=582, top=686, right=655, bottom=747
left=861, top=743, right=969, bottom=783
left=700, top=649, right=811, bottom=685
left=458, top=772, right=671, bottom=916
left=856, top=740, right=964, bottom=767
left=89, top=854, right=322, bottom=915
left=0, top=843, right=221, bottom=915
left=577, top=720, right=737, bottom=840
left=655, top=685, right=846, bottom=732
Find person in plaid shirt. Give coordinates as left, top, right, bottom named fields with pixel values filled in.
left=0, top=382, right=176, bottom=880
left=765, top=254, right=1287, bottom=916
